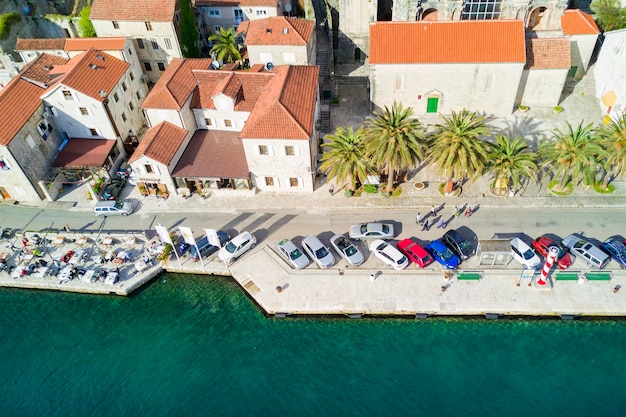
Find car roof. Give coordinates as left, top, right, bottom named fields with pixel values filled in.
left=231, top=231, right=252, bottom=244
left=399, top=238, right=428, bottom=255
left=510, top=237, right=530, bottom=250
left=279, top=239, right=298, bottom=251
left=303, top=235, right=324, bottom=247
left=444, top=229, right=463, bottom=241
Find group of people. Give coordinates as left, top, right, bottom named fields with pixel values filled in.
left=415, top=204, right=475, bottom=231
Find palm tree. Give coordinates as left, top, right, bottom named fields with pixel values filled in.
left=539, top=121, right=604, bottom=190
left=487, top=135, right=538, bottom=194
left=208, top=27, right=241, bottom=63
left=363, top=102, right=427, bottom=193
left=428, top=109, right=491, bottom=181
left=320, top=126, right=372, bottom=191
left=598, top=112, right=626, bottom=188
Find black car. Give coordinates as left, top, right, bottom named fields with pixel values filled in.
left=442, top=229, right=474, bottom=260
left=100, top=179, right=125, bottom=201
left=189, top=231, right=229, bottom=261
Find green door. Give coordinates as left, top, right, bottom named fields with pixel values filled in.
left=567, top=66, right=578, bottom=78
left=426, top=97, right=439, bottom=113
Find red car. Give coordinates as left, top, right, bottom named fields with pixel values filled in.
left=532, top=235, right=574, bottom=270
left=397, top=238, right=434, bottom=268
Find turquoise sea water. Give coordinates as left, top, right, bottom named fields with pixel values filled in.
left=2, top=273, right=626, bottom=417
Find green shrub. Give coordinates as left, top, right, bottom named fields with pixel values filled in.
left=0, top=13, right=20, bottom=39
left=344, top=189, right=353, bottom=198
left=363, top=184, right=378, bottom=194
left=77, top=7, right=96, bottom=37
left=157, top=244, right=172, bottom=262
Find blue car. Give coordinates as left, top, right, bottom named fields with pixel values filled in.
left=601, top=238, right=626, bottom=268
left=426, top=239, right=460, bottom=270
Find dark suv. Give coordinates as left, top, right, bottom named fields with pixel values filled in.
left=442, top=229, right=474, bottom=260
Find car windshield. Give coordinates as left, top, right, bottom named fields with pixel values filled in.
left=523, top=249, right=535, bottom=260
left=114, top=201, right=124, bottom=209
left=290, top=249, right=303, bottom=260
left=398, top=256, right=408, bottom=265
left=382, top=225, right=389, bottom=234
left=550, top=245, right=565, bottom=258
left=459, top=240, right=470, bottom=250
left=376, top=242, right=388, bottom=251
left=315, top=247, right=329, bottom=259
left=573, top=240, right=585, bottom=249
left=422, top=255, right=433, bottom=264
left=345, top=245, right=357, bottom=256
left=360, top=224, right=367, bottom=234
left=225, top=242, right=237, bottom=253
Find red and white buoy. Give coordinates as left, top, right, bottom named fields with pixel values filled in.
left=537, top=246, right=559, bottom=286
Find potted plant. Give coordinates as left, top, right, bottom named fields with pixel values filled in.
left=553, top=106, right=564, bottom=113
left=518, top=104, right=529, bottom=112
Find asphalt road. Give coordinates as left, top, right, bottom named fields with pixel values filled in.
left=0, top=205, right=623, bottom=248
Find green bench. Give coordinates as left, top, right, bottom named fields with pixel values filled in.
left=586, top=272, right=612, bottom=281
left=458, top=272, right=482, bottom=281
left=555, top=272, right=580, bottom=281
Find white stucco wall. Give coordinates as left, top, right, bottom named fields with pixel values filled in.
left=201, top=5, right=280, bottom=33
left=594, top=29, right=626, bottom=119
left=129, top=155, right=177, bottom=191
left=370, top=62, right=524, bottom=115
left=247, top=44, right=313, bottom=66
left=243, top=138, right=314, bottom=192
left=194, top=108, right=249, bottom=131
left=518, top=68, right=568, bottom=108
left=568, top=34, right=599, bottom=78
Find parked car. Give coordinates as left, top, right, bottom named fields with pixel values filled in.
left=189, top=231, right=229, bottom=261
left=510, top=237, right=541, bottom=269
left=277, top=238, right=311, bottom=270
left=218, top=231, right=257, bottom=263
left=602, top=238, right=626, bottom=268
left=562, top=234, right=610, bottom=269
left=397, top=238, right=433, bottom=268
left=349, top=222, right=394, bottom=240
left=369, top=239, right=409, bottom=270
left=301, top=235, right=335, bottom=268
left=442, top=229, right=474, bottom=260
left=330, top=234, right=364, bottom=266
left=425, top=239, right=460, bottom=270
left=532, top=235, right=574, bottom=270
left=93, top=200, right=134, bottom=216
left=100, top=179, right=125, bottom=200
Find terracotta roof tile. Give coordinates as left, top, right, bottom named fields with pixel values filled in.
left=58, top=49, right=129, bottom=101
left=525, top=38, right=571, bottom=70
left=15, top=38, right=66, bottom=51
left=561, top=9, right=599, bottom=35
left=129, top=121, right=188, bottom=165
left=195, top=0, right=276, bottom=6
left=370, top=20, right=526, bottom=64
left=242, top=17, right=315, bottom=46
left=0, top=78, right=44, bottom=146
left=64, top=37, right=127, bottom=51
left=142, top=58, right=213, bottom=109
left=240, top=65, right=319, bottom=139
left=90, top=0, right=177, bottom=21
left=191, top=70, right=273, bottom=111
left=52, top=139, right=117, bottom=167
left=20, top=53, right=69, bottom=88
left=172, top=129, right=249, bottom=178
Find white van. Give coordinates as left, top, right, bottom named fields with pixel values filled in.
left=94, top=200, right=134, bottom=216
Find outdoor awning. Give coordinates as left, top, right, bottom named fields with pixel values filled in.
left=602, top=90, right=617, bottom=107
left=52, top=139, right=116, bottom=168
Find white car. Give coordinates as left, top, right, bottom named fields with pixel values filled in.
left=301, top=235, right=335, bottom=269
left=510, top=237, right=541, bottom=269
left=330, top=234, right=364, bottom=266
left=218, top=231, right=257, bottom=263
left=277, top=239, right=311, bottom=270
left=369, top=239, right=409, bottom=270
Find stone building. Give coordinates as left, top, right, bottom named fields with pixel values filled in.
left=595, top=28, right=626, bottom=120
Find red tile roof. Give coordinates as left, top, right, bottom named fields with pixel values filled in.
left=172, top=129, right=249, bottom=178
left=20, top=53, right=69, bottom=88
left=90, top=0, right=178, bottom=21
left=195, top=0, right=276, bottom=6
left=191, top=70, right=273, bottom=111
left=370, top=20, right=526, bottom=64
left=0, top=54, right=69, bottom=146
left=141, top=58, right=213, bottom=110
left=15, top=38, right=66, bottom=51
left=52, top=138, right=117, bottom=167
left=525, top=38, right=571, bottom=70
left=64, top=37, right=127, bottom=51
left=240, top=65, right=319, bottom=139
left=58, top=49, right=129, bottom=102
left=129, top=121, right=188, bottom=165
left=561, top=10, right=599, bottom=35
left=242, top=17, right=315, bottom=46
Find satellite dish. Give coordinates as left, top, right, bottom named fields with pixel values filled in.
left=285, top=3, right=292, bottom=13
left=211, top=60, right=220, bottom=70
left=266, top=62, right=274, bottom=71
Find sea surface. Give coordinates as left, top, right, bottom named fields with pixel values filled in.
left=1, top=273, right=626, bottom=417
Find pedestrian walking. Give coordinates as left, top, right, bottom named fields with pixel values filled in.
left=7, top=240, right=15, bottom=251
left=464, top=207, right=472, bottom=217
left=430, top=205, right=436, bottom=216
left=421, top=220, right=429, bottom=231
left=415, top=212, right=422, bottom=224
left=454, top=206, right=460, bottom=217
left=64, top=224, right=71, bottom=233
left=328, top=185, right=334, bottom=196
left=21, top=237, right=28, bottom=248
left=437, top=218, right=445, bottom=229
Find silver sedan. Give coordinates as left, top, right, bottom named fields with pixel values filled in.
left=277, top=239, right=311, bottom=270
left=301, top=235, right=335, bottom=269
left=348, top=222, right=394, bottom=240
left=330, top=234, right=364, bottom=266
